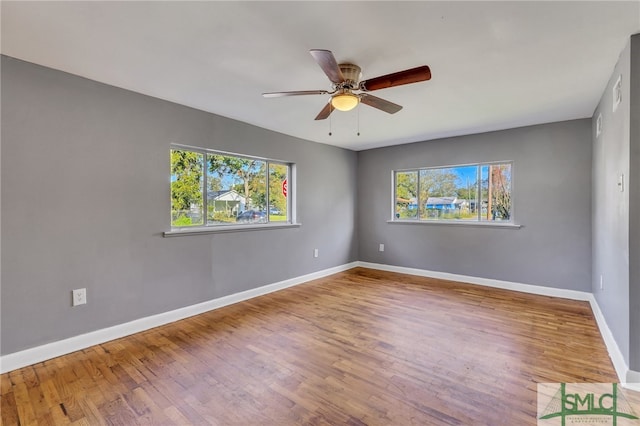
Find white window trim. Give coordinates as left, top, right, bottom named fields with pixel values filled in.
left=164, top=222, right=301, bottom=237
left=387, top=219, right=520, bottom=229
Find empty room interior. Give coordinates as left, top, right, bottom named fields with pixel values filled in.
left=2, top=1, right=640, bottom=425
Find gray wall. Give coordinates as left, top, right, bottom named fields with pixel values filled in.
left=0, top=56, right=358, bottom=355
left=628, top=36, right=640, bottom=372
left=357, top=120, right=593, bottom=292
left=592, top=39, right=631, bottom=366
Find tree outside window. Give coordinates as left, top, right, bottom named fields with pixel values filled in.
left=171, top=147, right=290, bottom=227
left=394, top=162, right=512, bottom=222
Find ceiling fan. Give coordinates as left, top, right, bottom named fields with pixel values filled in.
left=263, top=49, right=432, bottom=120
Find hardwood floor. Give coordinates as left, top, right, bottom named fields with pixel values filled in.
left=1, top=268, right=635, bottom=425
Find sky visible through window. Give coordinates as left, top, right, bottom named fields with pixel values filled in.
left=395, top=162, right=512, bottom=222
left=451, top=166, right=478, bottom=192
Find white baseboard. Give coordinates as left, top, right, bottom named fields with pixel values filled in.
left=0, top=262, right=358, bottom=374
left=357, top=261, right=592, bottom=301
left=2, top=260, right=635, bottom=390
left=357, top=261, right=635, bottom=387
left=626, top=370, right=640, bottom=392
left=586, top=294, right=631, bottom=387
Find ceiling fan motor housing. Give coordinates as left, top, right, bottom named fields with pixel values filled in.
left=338, top=63, right=362, bottom=87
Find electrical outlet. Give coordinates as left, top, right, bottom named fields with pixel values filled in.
left=313, top=248, right=319, bottom=258
left=72, top=288, right=87, bottom=306
left=379, top=243, right=385, bottom=252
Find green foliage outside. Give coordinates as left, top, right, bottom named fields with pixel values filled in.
left=419, top=168, right=459, bottom=219
left=395, top=171, right=418, bottom=219
left=171, top=149, right=289, bottom=226
left=172, top=215, right=194, bottom=226
left=209, top=154, right=265, bottom=211
left=210, top=210, right=236, bottom=223
left=171, top=150, right=203, bottom=226
left=269, top=164, right=287, bottom=220
left=395, top=164, right=511, bottom=221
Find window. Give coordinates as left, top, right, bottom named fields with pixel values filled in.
left=170, top=146, right=291, bottom=228
left=394, top=162, right=512, bottom=223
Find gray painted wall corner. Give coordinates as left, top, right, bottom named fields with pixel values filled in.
left=592, top=37, right=632, bottom=367
left=628, top=34, right=640, bottom=371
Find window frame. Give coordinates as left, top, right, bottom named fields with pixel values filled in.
left=390, top=161, right=519, bottom=228
left=165, top=144, right=298, bottom=237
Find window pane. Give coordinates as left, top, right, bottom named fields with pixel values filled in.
left=269, top=163, right=288, bottom=222
left=171, top=149, right=204, bottom=226
left=480, top=165, right=489, bottom=220
left=481, top=163, right=512, bottom=221
left=206, top=161, right=241, bottom=224
left=208, top=154, right=267, bottom=225
left=395, top=171, right=418, bottom=219
left=420, top=166, right=477, bottom=220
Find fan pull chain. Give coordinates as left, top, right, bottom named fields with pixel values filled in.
left=328, top=104, right=332, bottom=136
left=357, top=102, right=361, bottom=136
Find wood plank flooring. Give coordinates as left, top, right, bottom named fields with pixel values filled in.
left=1, top=268, right=637, bottom=425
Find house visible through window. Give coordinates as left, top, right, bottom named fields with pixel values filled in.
left=171, top=146, right=291, bottom=227
left=394, top=162, right=512, bottom=222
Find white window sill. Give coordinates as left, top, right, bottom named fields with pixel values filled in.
left=387, top=219, right=521, bottom=229
left=164, top=222, right=301, bottom=237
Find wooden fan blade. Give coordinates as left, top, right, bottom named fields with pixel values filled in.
left=309, top=49, right=345, bottom=84
left=263, top=90, right=329, bottom=98
left=360, top=65, right=431, bottom=91
left=314, top=102, right=334, bottom=120
left=359, top=94, right=403, bottom=114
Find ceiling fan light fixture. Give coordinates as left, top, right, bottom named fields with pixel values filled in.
left=331, top=92, right=359, bottom=111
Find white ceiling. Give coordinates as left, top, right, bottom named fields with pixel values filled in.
left=2, top=1, right=639, bottom=151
